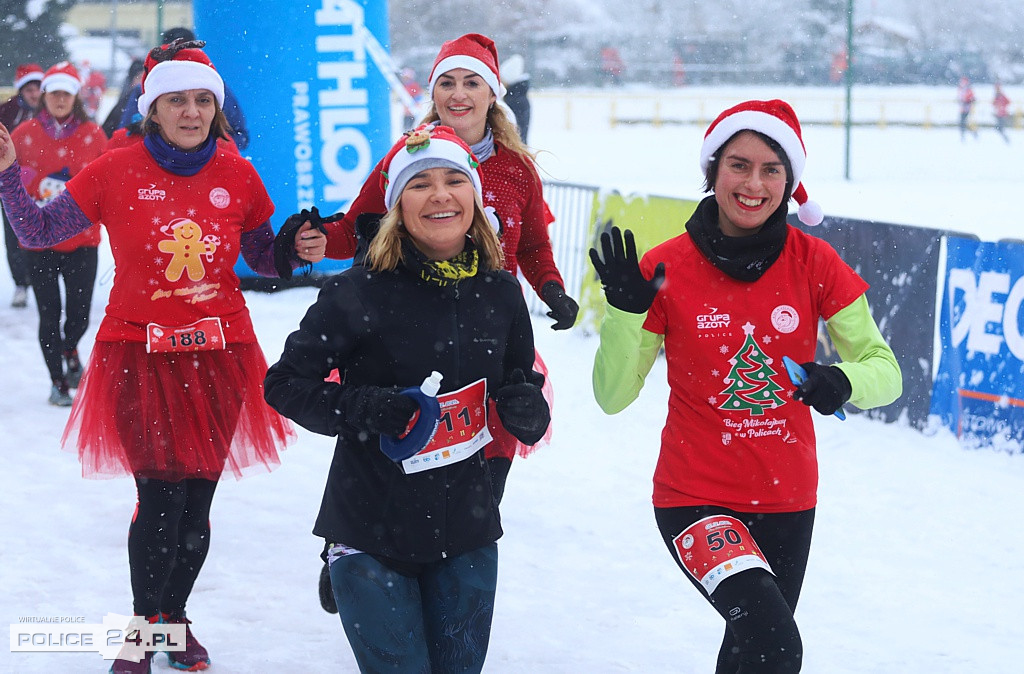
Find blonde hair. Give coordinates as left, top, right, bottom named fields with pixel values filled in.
left=422, top=102, right=536, bottom=164
left=367, top=197, right=505, bottom=273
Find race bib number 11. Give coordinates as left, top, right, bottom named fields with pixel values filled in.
left=146, top=317, right=225, bottom=354
left=672, top=515, right=773, bottom=594
left=401, top=378, right=491, bottom=474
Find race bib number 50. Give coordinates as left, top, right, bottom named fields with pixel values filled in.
left=672, top=515, right=773, bottom=594
left=146, top=317, right=225, bottom=354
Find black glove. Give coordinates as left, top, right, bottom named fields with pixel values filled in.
left=317, top=207, right=347, bottom=228
left=273, top=207, right=334, bottom=279
left=588, top=227, right=666, bottom=313
left=348, top=386, right=420, bottom=438
left=793, top=362, right=852, bottom=416
left=540, top=281, right=579, bottom=331
left=492, top=369, right=550, bottom=446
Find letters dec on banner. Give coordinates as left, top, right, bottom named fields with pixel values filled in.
left=930, top=237, right=1024, bottom=451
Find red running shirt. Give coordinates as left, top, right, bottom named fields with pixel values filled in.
left=640, top=227, right=868, bottom=512
left=12, top=117, right=106, bottom=252
left=66, top=143, right=274, bottom=344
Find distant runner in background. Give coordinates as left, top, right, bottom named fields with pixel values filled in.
left=993, top=82, right=1011, bottom=143
left=8, top=62, right=106, bottom=406
left=0, top=63, right=43, bottom=308
left=957, top=76, right=978, bottom=141
left=501, top=54, right=532, bottom=144
left=101, top=58, right=145, bottom=138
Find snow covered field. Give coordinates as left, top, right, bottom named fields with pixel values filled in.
left=2, top=86, right=1023, bottom=673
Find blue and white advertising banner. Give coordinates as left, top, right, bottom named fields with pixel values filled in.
left=193, top=0, right=393, bottom=277
left=930, top=236, right=1024, bottom=451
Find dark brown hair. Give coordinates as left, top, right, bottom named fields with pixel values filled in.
left=41, top=92, right=89, bottom=123
left=703, top=129, right=794, bottom=202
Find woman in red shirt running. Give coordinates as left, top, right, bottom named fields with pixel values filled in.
left=590, top=99, right=902, bottom=673
left=0, top=40, right=325, bottom=674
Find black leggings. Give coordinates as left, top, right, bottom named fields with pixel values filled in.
left=24, top=247, right=98, bottom=381
left=129, top=477, right=218, bottom=618
left=2, top=210, right=30, bottom=287
left=655, top=506, right=815, bottom=674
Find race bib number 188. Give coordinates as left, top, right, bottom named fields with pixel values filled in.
left=672, top=515, right=773, bottom=594
left=146, top=317, right=225, bottom=354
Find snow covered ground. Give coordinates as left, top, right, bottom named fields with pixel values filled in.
left=2, top=86, right=1023, bottom=673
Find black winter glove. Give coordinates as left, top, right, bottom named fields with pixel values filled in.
left=793, top=362, right=852, bottom=416
left=273, top=207, right=334, bottom=279
left=588, top=227, right=666, bottom=313
left=317, top=208, right=347, bottom=228
left=492, top=369, right=550, bottom=446
left=348, top=386, right=420, bottom=438
left=540, top=281, right=579, bottom=331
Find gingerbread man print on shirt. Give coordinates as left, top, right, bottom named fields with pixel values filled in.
left=158, top=218, right=221, bottom=282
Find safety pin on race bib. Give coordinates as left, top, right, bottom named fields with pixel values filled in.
left=782, top=356, right=846, bottom=420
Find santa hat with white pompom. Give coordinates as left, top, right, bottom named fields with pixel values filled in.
left=699, top=99, right=825, bottom=226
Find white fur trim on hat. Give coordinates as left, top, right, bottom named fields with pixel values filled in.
left=42, top=74, right=80, bottom=96
left=14, top=69, right=43, bottom=91
left=384, top=138, right=483, bottom=210
left=137, top=60, right=225, bottom=117
left=429, top=55, right=505, bottom=98
left=700, top=109, right=806, bottom=185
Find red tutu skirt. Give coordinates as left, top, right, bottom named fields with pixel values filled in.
left=485, top=348, right=554, bottom=460
left=62, top=342, right=295, bottom=480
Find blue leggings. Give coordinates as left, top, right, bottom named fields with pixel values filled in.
left=329, top=544, right=498, bottom=674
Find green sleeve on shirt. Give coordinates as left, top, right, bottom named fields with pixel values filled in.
left=592, top=305, right=665, bottom=414
left=826, top=294, right=903, bottom=409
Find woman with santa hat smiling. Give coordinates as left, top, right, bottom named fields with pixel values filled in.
left=590, top=99, right=902, bottom=672
left=0, top=39, right=325, bottom=674
left=265, top=123, right=549, bottom=673
left=9, top=61, right=106, bottom=406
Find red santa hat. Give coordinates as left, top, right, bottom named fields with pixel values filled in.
left=41, top=62, right=82, bottom=96
left=700, top=99, right=824, bottom=226
left=14, top=63, right=44, bottom=91
left=380, top=124, right=483, bottom=210
left=428, top=33, right=505, bottom=98
left=137, top=40, right=225, bottom=117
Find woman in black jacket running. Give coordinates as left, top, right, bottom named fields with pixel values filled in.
left=264, top=124, right=550, bottom=673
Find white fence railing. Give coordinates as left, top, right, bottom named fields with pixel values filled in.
left=532, top=86, right=1024, bottom=130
